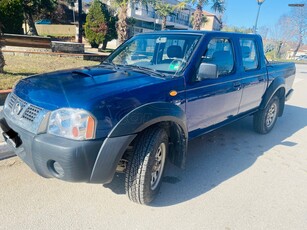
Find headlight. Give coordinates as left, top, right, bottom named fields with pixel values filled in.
left=47, top=108, right=96, bottom=140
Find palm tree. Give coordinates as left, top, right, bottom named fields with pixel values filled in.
left=154, top=1, right=174, bottom=30
left=211, top=0, right=225, bottom=14
left=186, top=0, right=225, bottom=30
left=191, top=0, right=208, bottom=30
left=112, top=0, right=151, bottom=44
left=0, top=22, right=5, bottom=73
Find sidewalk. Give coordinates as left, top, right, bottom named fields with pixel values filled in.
left=0, top=106, right=15, bottom=160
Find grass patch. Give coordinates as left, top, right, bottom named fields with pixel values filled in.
left=0, top=54, right=100, bottom=90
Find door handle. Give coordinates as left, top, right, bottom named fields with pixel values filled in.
left=258, top=76, right=265, bottom=82
left=233, top=81, right=241, bottom=90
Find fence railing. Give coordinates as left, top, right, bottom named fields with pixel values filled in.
left=0, top=34, right=51, bottom=49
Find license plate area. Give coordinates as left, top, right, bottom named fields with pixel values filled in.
left=2, top=129, right=22, bottom=148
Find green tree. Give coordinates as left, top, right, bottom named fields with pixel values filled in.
left=111, top=0, right=151, bottom=44
left=211, top=0, right=225, bottom=14
left=102, top=5, right=118, bottom=50
left=191, top=0, right=207, bottom=30
left=182, top=0, right=225, bottom=30
left=23, top=0, right=57, bottom=35
left=0, top=0, right=24, bottom=34
left=222, top=25, right=253, bottom=33
left=154, top=1, right=174, bottom=30
left=85, top=0, right=108, bottom=48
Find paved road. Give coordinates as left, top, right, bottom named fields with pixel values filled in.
left=0, top=64, right=306, bottom=230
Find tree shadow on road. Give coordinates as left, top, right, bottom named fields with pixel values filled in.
left=104, top=104, right=307, bottom=206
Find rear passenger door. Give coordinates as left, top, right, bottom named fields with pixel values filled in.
left=237, top=38, right=267, bottom=113
left=186, top=37, right=242, bottom=138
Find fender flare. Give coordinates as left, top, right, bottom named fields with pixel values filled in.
left=109, top=102, right=188, bottom=138
left=90, top=102, right=188, bottom=184
left=260, top=77, right=285, bottom=111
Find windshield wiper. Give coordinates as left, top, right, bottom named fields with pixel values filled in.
left=125, top=65, right=166, bottom=78
left=100, top=61, right=118, bottom=69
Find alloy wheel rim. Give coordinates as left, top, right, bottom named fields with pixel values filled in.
left=266, top=102, right=277, bottom=128
left=151, top=142, right=166, bottom=190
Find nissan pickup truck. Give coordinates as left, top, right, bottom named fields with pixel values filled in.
left=0, top=31, right=295, bottom=205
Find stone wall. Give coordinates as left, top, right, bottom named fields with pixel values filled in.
left=51, top=41, right=84, bottom=53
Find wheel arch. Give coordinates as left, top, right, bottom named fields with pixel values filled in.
left=260, top=77, right=285, bottom=116
left=110, top=102, right=188, bottom=169
left=90, top=102, right=188, bottom=184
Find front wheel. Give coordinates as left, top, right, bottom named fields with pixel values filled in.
left=254, top=95, right=280, bottom=134
left=125, top=127, right=168, bottom=205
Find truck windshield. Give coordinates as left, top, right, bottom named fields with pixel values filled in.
left=104, top=34, right=201, bottom=76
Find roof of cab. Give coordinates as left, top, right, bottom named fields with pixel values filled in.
left=136, top=30, right=261, bottom=39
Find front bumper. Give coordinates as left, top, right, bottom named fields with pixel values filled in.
left=0, top=110, right=103, bottom=182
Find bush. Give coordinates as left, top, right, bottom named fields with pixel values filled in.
left=0, top=0, right=23, bottom=34
left=84, top=0, right=108, bottom=48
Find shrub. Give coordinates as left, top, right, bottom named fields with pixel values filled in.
left=84, top=0, right=108, bottom=48
left=0, top=0, right=24, bottom=34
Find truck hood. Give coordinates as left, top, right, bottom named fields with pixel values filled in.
left=13, top=65, right=166, bottom=111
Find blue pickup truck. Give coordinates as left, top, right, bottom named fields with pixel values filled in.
left=0, top=31, right=295, bottom=205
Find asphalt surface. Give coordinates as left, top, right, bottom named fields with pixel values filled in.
left=0, top=64, right=306, bottom=229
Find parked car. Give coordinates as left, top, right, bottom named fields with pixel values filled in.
left=0, top=31, right=295, bottom=205
left=295, top=55, right=307, bottom=61
left=35, top=19, right=51, bottom=24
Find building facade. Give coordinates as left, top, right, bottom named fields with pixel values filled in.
left=127, top=0, right=193, bottom=35
left=101, top=0, right=221, bottom=36
left=201, top=10, right=222, bottom=31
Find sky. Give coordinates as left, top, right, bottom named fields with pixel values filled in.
left=204, top=0, right=306, bottom=29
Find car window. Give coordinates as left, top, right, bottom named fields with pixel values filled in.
left=202, top=38, right=235, bottom=76
left=107, top=34, right=201, bottom=75
left=240, top=39, right=259, bottom=71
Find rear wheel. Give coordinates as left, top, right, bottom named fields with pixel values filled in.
left=125, top=127, right=168, bottom=205
left=254, top=95, right=280, bottom=134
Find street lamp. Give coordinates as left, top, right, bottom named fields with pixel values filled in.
left=253, top=0, right=265, bottom=33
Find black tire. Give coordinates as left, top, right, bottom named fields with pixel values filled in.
left=254, top=95, right=280, bottom=134
left=125, top=127, right=168, bottom=205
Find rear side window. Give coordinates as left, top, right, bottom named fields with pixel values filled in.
left=240, top=39, right=259, bottom=71
left=202, top=38, right=234, bottom=76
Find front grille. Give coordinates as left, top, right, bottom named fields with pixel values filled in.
left=22, top=105, right=43, bottom=122
left=4, top=93, right=49, bottom=134
left=8, top=94, right=17, bottom=109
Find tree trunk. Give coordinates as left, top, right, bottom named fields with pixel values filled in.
left=193, top=4, right=203, bottom=30
left=102, top=39, right=108, bottom=50
left=117, top=4, right=128, bottom=45
left=275, top=41, right=283, bottom=59
left=292, top=35, right=302, bottom=58
left=0, top=23, right=5, bottom=73
left=162, top=16, right=167, bottom=30
left=26, top=13, right=38, bottom=36
left=0, top=51, right=4, bottom=73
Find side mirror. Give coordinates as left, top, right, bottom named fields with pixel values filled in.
left=197, top=63, right=218, bottom=80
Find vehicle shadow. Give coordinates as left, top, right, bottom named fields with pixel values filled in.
left=104, top=104, right=307, bottom=206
